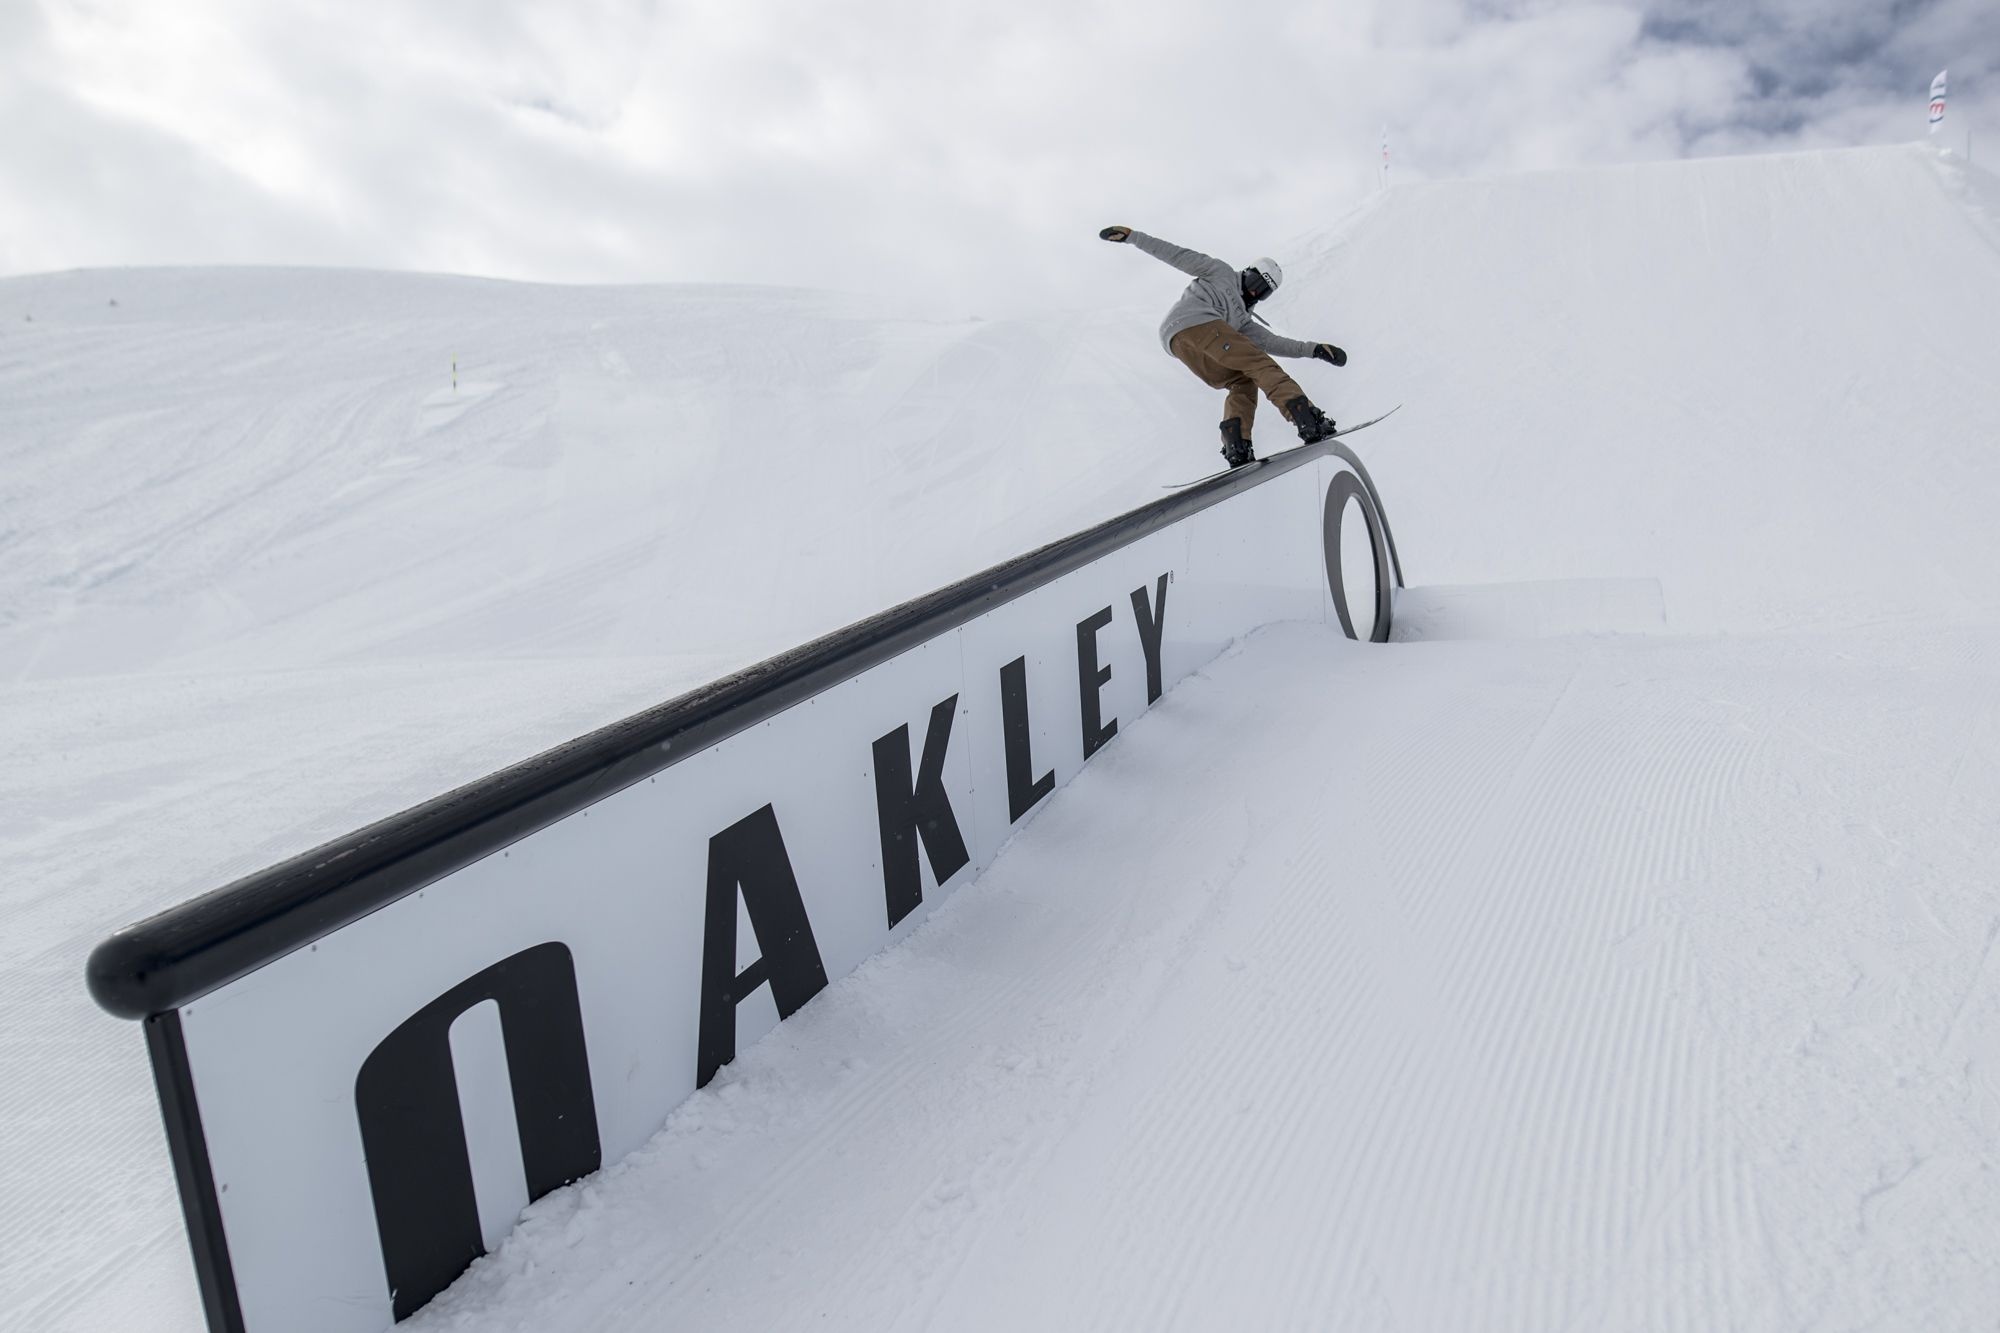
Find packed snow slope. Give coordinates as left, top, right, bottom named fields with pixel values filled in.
left=3, top=142, right=1999, bottom=1329
left=419, top=619, right=2000, bottom=1332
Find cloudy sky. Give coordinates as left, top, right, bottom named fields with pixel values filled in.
left=1, top=0, right=1990, bottom=315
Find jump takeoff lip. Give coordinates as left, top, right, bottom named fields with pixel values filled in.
left=87, top=438, right=1401, bottom=1333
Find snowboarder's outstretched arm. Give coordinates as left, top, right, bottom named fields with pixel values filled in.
left=1246, top=328, right=1350, bottom=364
left=1106, top=227, right=1235, bottom=284
left=1244, top=324, right=1319, bottom=359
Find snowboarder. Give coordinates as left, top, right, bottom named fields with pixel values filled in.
left=1100, top=225, right=1346, bottom=467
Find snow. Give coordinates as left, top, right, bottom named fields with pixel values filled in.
left=1389, top=576, right=1668, bottom=641
left=5, top=141, right=2000, bottom=1329
left=414, top=618, right=2000, bottom=1331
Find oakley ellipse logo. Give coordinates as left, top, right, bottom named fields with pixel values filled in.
left=1323, top=472, right=1393, bottom=643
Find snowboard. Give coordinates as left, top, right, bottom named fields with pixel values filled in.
left=1164, top=405, right=1401, bottom=488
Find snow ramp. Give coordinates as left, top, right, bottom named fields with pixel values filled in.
left=84, top=439, right=1402, bottom=1332
left=37, top=140, right=2000, bottom=1332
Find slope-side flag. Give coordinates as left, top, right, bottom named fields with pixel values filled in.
left=1930, top=70, right=1947, bottom=132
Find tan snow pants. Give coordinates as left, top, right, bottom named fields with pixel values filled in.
left=1167, top=319, right=1306, bottom=440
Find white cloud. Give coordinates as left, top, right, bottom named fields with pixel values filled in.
left=2, top=0, right=1991, bottom=315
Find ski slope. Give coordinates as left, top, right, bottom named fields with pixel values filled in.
left=4, top=142, right=2000, bottom=1329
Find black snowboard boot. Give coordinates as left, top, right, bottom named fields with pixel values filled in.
left=1219, top=418, right=1255, bottom=468
left=1284, top=396, right=1337, bottom=444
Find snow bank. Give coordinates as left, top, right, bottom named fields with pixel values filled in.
left=1391, top=576, right=1668, bottom=640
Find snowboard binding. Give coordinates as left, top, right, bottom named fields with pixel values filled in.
left=1284, top=396, right=1337, bottom=445
left=1219, top=418, right=1255, bottom=468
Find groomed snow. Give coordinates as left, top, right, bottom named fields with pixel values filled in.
left=415, top=617, right=2000, bottom=1331
left=4, top=142, right=2000, bottom=1329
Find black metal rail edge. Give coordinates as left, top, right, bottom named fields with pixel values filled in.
left=87, top=438, right=1401, bottom=1020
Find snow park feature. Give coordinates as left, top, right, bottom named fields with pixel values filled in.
left=83, top=437, right=1399, bottom=1332
left=3, top=140, right=2000, bottom=1331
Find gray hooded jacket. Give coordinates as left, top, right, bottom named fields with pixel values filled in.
left=1127, top=230, right=1316, bottom=359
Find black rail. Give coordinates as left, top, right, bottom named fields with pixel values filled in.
left=87, top=439, right=1400, bottom=1020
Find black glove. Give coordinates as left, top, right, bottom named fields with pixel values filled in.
left=1313, top=343, right=1347, bottom=367
left=1099, top=226, right=1132, bottom=243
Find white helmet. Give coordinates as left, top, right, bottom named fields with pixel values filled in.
left=1242, top=257, right=1284, bottom=302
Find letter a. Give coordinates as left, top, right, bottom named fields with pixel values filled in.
left=697, top=805, right=829, bottom=1088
